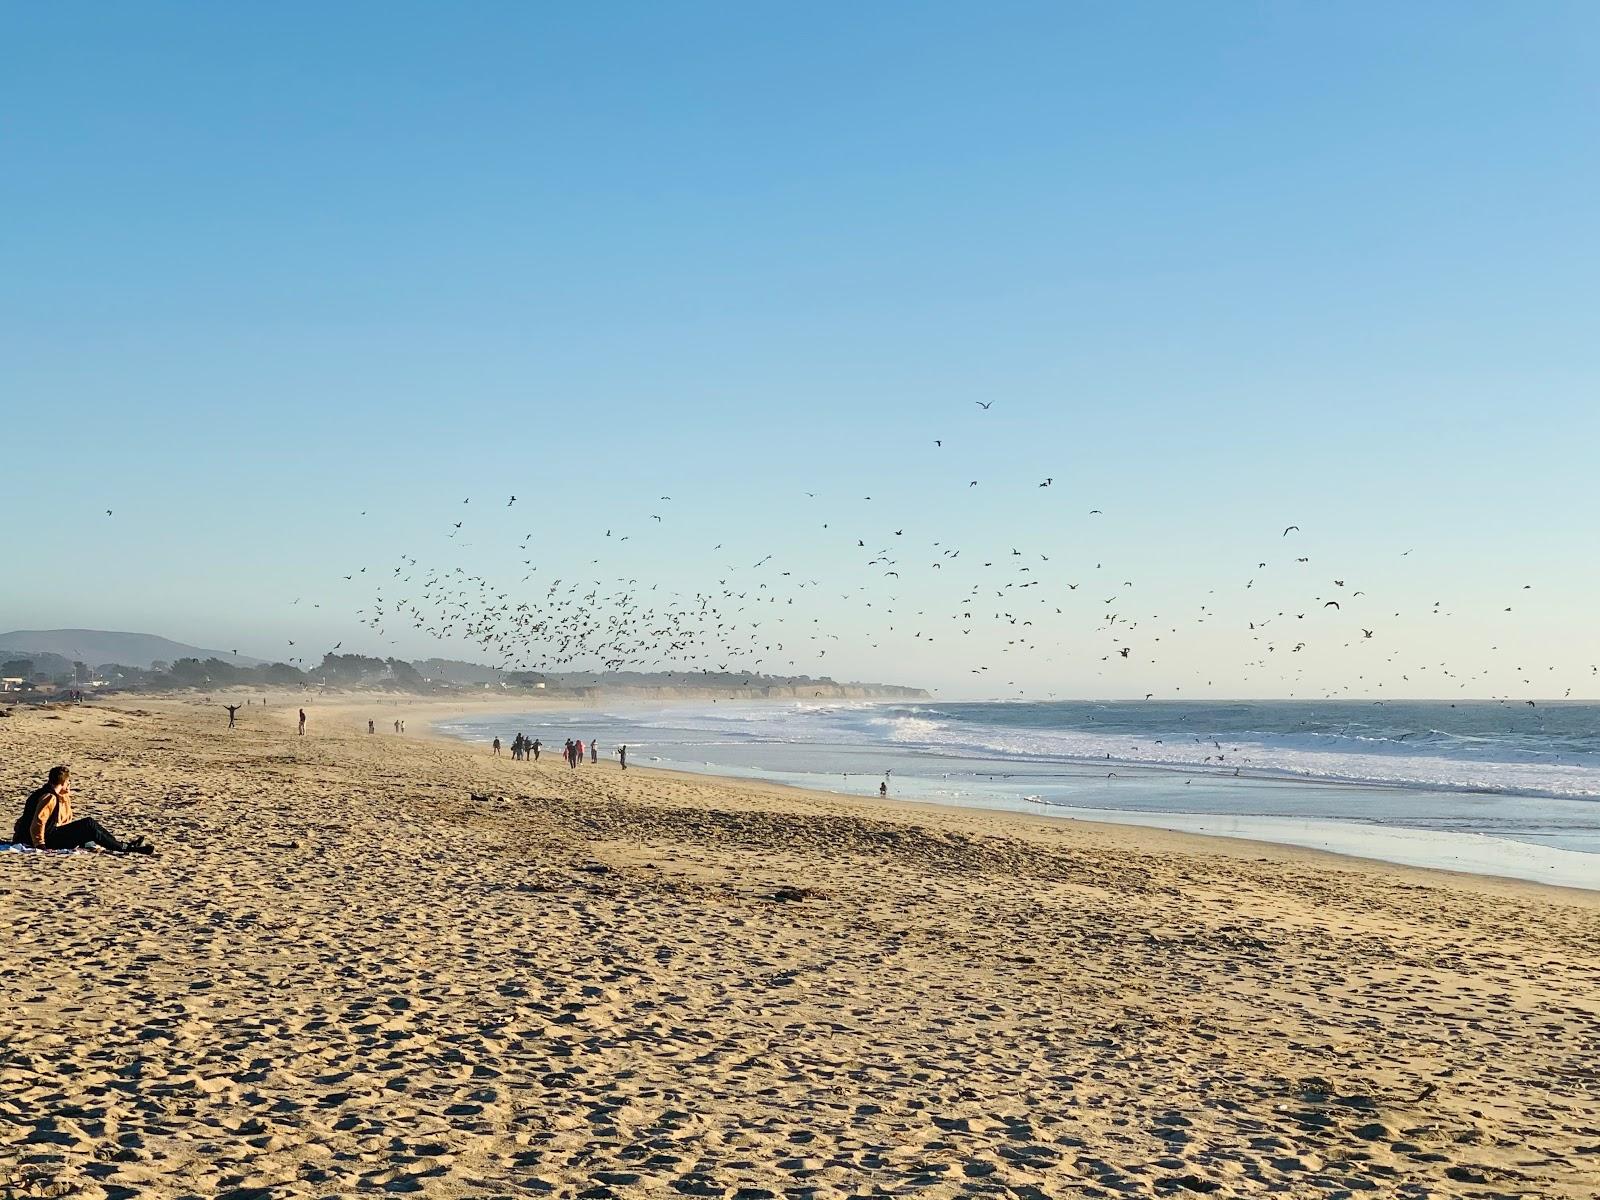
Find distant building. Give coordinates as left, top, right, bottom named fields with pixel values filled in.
left=2, top=677, right=28, bottom=692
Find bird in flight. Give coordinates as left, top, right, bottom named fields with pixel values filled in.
left=975, top=401, right=992, bottom=410
left=507, top=496, right=516, bottom=506
left=1282, top=525, right=1299, bottom=536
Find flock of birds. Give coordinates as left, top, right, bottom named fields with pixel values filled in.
left=209, top=402, right=1591, bottom=700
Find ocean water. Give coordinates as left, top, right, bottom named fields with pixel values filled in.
left=437, top=699, right=1600, bottom=890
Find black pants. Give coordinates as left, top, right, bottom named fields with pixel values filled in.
left=46, top=817, right=127, bottom=853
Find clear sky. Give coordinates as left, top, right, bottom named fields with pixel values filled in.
left=4, top=3, right=1598, bottom=697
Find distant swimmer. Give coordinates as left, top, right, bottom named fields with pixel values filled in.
left=879, top=780, right=888, bottom=798
left=224, top=704, right=241, bottom=728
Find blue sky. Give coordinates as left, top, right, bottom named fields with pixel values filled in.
left=4, top=3, right=1597, bottom=696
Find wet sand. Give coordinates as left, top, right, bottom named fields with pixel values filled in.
left=3, top=695, right=1597, bottom=1198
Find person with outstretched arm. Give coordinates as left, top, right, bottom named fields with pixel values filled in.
left=14, top=766, right=153, bottom=854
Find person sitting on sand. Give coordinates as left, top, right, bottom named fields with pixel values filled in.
left=13, top=766, right=152, bottom=854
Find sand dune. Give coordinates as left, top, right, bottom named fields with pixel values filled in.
left=2, top=696, right=1597, bottom=1198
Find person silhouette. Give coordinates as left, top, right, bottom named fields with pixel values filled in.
left=224, top=704, right=241, bottom=728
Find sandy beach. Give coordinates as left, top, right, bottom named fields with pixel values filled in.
left=3, top=695, right=1598, bottom=1199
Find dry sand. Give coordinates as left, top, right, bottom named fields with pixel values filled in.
left=2, top=695, right=1597, bottom=1199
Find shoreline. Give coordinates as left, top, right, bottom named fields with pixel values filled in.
left=424, top=700, right=1600, bottom=898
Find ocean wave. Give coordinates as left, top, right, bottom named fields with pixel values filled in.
left=865, top=713, right=1600, bottom=801
left=440, top=699, right=1600, bottom=802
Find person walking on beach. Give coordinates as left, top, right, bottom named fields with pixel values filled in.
left=493, top=737, right=502, bottom=757
left=14, top=766, right=153, bottom=854
left=618, top=744, right=627, bottom=770
left=532, top=738, right=541, bottom=762
left=224, top=703, right=241, bottom=729
left=590, top=740, right=598, bottom=764
left=298, top=708, right=307, bottom=735
left=574, top=739, right=585, bottom=767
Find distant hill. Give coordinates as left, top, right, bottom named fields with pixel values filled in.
left=0, top=629, right=262, bottom=670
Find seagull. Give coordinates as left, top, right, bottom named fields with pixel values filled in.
left=507, top=496, right=516, bottom=506
left=975, top=401, right=992, bottom=410
left=1282, top=525, right=1299, bottom=536
left=104, top=509, right=113, bottom=516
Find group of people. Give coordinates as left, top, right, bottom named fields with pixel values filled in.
left=490, top=733, right=627, bottom=770
left=562, top=738, right=598, bottom=768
